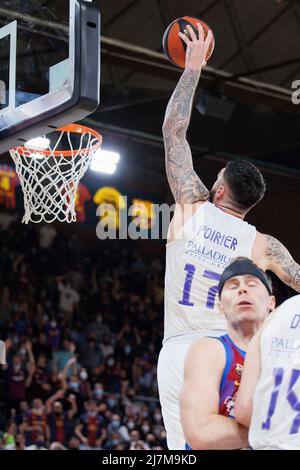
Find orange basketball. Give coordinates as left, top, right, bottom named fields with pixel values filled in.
left=162, top=16, right=215, bottom=69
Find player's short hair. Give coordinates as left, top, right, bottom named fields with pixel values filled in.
left=223, top=160, right=266, bottom=210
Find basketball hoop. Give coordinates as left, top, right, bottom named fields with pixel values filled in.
left=9, top=124, right=102, bottom=224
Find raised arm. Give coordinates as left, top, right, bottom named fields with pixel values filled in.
left=162, top=24, right=212, bottom=205
left=180, top=338, right=248, bottom=450
left=45, top=389, right=66, bottom=415
left=264, top=235, right=300, bottom=292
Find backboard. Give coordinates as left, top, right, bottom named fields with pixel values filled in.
left=0, top=0, right=101, bottom=154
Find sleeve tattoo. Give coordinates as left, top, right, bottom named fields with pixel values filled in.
left=162, top=68, right=209, bottom=204
left=265, top=235, right=300, bottom=292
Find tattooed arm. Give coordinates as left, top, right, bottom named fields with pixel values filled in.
left=265, top=235, right=300, bottom=293
left=162, top=24, right=212, bottom=205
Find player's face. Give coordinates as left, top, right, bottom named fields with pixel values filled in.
left=219, top=274, right=275, bottom=325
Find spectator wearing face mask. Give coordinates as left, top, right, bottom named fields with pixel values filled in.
left=67, top=374, right=81, bottom=395
left=140, top=420, right=151, bottom=438
left=75, top=399, right=107, bottom=449
left=78, top=368, right=91, bottom=399
left=140, top=404, right=150, bottom=420
left=100, top=357, right=122, bottom=393
left=104, top=430, right=121, bottom=450
left=106, top=393, right=118, bottom=412
left=92, top=383, right=104, bottom=401
left=153, top=408, right=162, bottom=424
left=59, top=357, right=89, bottom=407
left=107, top=414, right=121, bottom=434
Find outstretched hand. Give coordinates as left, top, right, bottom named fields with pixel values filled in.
left=179, top=23, right=213, bottom=70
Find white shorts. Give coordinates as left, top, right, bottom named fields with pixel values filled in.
left=157, top=330, right=226, bottom=450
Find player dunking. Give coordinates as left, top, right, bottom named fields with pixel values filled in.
left=158, top=22, right=300, bottom=449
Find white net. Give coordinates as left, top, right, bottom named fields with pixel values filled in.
left=9, top=124, right=102, bottom=224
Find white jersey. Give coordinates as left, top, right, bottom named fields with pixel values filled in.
left=250, top=295, right=300, bottom=450
left=164, top=201, right=256, bottom=341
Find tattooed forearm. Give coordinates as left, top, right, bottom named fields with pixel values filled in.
left=163, top=68, right=200, bottom=131
left=265, top=235, right=300, bottom=292
left=162, top=68, right=209, bottom=204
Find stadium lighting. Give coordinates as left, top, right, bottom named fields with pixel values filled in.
left=90, top=149, right=120, bottom=175
left=25, top=137, right=50, bottom=149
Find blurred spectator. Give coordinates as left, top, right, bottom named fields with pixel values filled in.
left=75, top=400, right=106, bottom=449
left=25, top=432, right=48, bottom=450
left=57, top=277, right=80, bottom=325
left=22, top=398, right=50, bottom=445
left=49, top=441, right=66, bottom=450
left=68, top=436, right=81, bottom=450
left=6, top=350, right=35, bottom=410
left=28, top=353, right=52, bottom=400
left=45, top=319, right=61, bottom=351
left=45, top=389, right=77, bottom=445
left=38, top=225, right=57, bottom=250
left=15, top=433, right=26, bottom=450
left=53, top=341, right=76, bottom=375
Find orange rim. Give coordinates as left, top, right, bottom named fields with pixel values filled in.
left=14, top=124, right=102, bottom=157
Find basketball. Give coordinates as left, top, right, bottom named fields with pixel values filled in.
left=162, top=16, right=215, bottom=69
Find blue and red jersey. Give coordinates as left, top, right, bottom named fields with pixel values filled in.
left=216, top=334, right=245, bottom=418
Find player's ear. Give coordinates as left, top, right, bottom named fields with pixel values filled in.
left=268, top=295, right=276, bottom=312
left=218, top=299, right=225, bottom=317
left=215, top=185, right=225, bottom=201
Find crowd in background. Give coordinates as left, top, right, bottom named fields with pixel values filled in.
left=0, top=219, right=166, bottom=450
